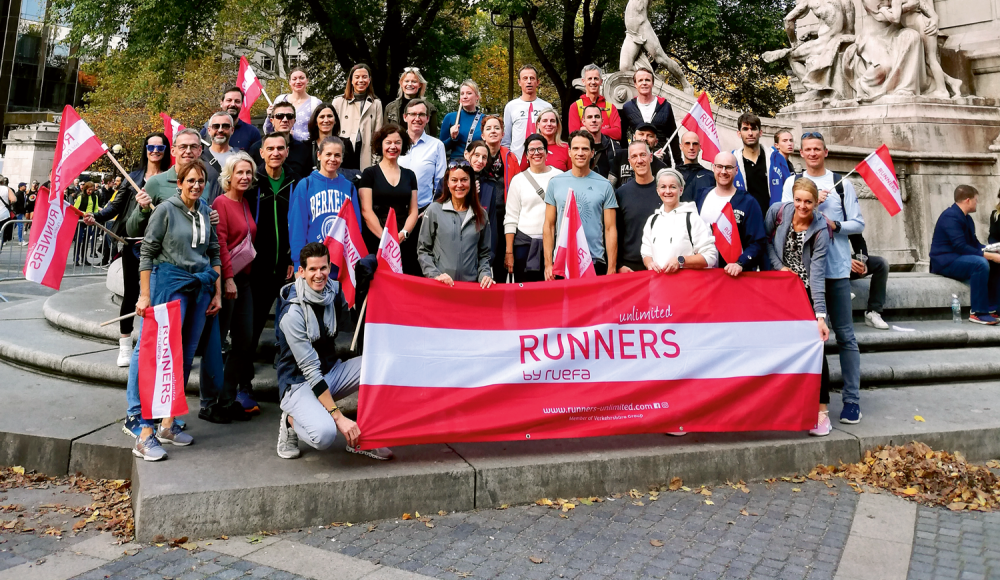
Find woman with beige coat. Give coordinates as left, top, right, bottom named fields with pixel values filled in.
left=332, top=63, right=383, bottom=173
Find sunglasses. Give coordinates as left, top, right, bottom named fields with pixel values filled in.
left=272, top=113, right=295, bottom=121
left=146, top=144, right=167, bottom=153
left=210, top=123, right=233, bottom=130
left=402, top=67, right=421, bottom=74
left=801, top=131, right=824, bottom=140
left=448, top=160, right=471, bottom=169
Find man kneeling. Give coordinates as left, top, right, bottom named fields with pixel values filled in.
left=274, top=242, right=392, bottom=460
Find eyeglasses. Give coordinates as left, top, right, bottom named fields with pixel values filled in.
left=210, top=123, right=232, bottom=130
left=526, top=147, right=546, bottom=155
left=183, top=179, right=207, bottom=186
left=146, top=144, right=167, bottom=153
left=406, top=112, right=428, bottom=119
left=801, top=131, right=824, bottom=141
left=714, top=164, right=736, bottom=172
left=272, top=113, right=295, bottom=121
left=176, top=144, right=200, bottom=151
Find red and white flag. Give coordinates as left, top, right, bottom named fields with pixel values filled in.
left=237, top=56, right=265, bottom=124
left=552, top=189, right=596, bottom=279
left=23, top=105, right=107, bottom=289
left=23, top=186, right=80, bottom=290
left=138, top=300, right=188, bottom=420
left=377, top=208, right=403, bottom=274
left=324, top=198, right=368, bottom=307
left=681, top=93, right=722, bottom=163
left=856, top=145, right=902, bottom=216
left=159, top=112, right=185, bottom=166
left=712, top=202, right=744, bottom=265
left=356, top=270, right=822, bottom=449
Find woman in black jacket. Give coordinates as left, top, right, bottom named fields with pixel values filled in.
left=83, top=133, right=170, bottom=367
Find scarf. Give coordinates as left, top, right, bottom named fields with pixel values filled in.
left=291, top=276, right=338, bottom=341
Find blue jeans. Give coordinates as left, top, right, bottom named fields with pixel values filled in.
left=936, top=255, right=1000, bottom=314
left=15, top=215, right=24, bottom=242
left=826, top=277, right=861, bottom=405
left=125, top=273, right=223, bottom=426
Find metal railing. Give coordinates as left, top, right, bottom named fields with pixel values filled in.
left=0, top=218, right=112, bottom=300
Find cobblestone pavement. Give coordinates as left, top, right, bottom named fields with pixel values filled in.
left=0, top=531, right=90, bottom=571
left=907, top=506, right=1000, bottom=580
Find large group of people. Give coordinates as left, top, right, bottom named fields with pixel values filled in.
left=38, top=59, right=990, bottom=463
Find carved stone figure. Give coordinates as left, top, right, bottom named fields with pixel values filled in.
left=763, top=0, right=856, bottom=102
left=884, top=0, right=962, bottom=97
left=619, top=0, right=694, bottom=94
left=847, top=0, right=926, bottom=101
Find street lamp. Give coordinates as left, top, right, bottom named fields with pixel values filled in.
left=490, top=11, right=525, bottom=101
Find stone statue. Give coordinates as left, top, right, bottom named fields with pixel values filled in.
left=764, top=0, right=856, bottom=102
left=883, top=0, right=962, bottom=97
left=846, top=0, right=927, bottom=101
left=619, top=0, right=694, bottom=94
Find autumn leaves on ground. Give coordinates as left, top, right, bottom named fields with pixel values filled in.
left=1, top=441, right=998, bottom=546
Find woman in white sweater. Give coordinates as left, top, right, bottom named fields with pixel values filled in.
left=504, top=134, right=563, bottom=282
left=641, top=168, right=717, bottom=273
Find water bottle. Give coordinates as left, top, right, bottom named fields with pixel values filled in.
left=952, top=294, right=962, bottom=323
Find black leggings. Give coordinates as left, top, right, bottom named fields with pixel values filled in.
left=220, top=272, right=254, bottom=398
left=511, top=244, right=544, bottom=283
left=120, top=245, right=140, bottom=335
left=820, top=356, right=831, bottom=405
left=249, top=266, right=291, bottom=391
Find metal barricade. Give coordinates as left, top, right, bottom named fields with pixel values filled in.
left=0, top=219, right=112, bottom=301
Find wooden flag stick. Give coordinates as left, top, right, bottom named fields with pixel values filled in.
left=829, top=168, right=857, bottom=192
left=350, top=296, right=369, bottom=352
left=104, top=150, right=142, bottom=193
left=89, top=221, right=127, bottom=245
left=261, top=88, right=274, bottom=107
left=100, top=312, right=136, bottom=327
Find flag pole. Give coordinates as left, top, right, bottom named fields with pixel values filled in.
left=829, top=168, right=858, bottom=192
left=100, top=312, right=136, bottom=327
left=104, top=150, right=142, bottom=194
left=350, top=296, right=368, bottom=351
left=656, top=125, right=682, bottom=166
left=261, top=88, right=273, bottom=107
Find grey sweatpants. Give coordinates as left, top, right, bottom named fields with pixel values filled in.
left=279, top=358, right=362, bottom=450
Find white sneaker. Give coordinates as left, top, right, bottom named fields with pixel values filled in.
left=116, top=337, right=132, bottom=367
left=19, top=241, right=27, bottom=246
left=865, top=311, right=889, bottom=330
left=346, top=445, right=393, bottom=460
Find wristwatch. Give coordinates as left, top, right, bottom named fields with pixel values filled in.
left=399, top=229, right=409, bottom=241
left=677, top=256, right=686, bottom=269
left=833, top=221, right=842, bottom=233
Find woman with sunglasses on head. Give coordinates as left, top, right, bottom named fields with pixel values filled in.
left=384, top=67, right=439, bottom=138
left=358, top=124, right=419, bottom=269
left=517, top=107, right=570, bottom=172
left=264, top=68, right=323, bottom=143
left=332, top=64, right=383, bottom=174
left=83, top=133, right=171, bottom=367
left=418, top=162, right=493, bottom=288
left=464, top=140, right=499, bottom=266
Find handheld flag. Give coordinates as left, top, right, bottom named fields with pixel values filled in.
left=138, top=300, right=189, bottom=420
left=324, top=198, right=367, bottom=307
left=552, top=189, right=596, bottom=279
left=681, top=93, right=721, bottom=163
left=159, top=113, right=185, bottom=166
left=856, top=145, right=902, bottom=216
left=377, top=208, right=403, bottom=274
left=237, top=56, right=265, bottom=124
left=712, top=202, right=744, bottom=265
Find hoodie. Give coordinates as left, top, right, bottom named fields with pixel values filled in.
left=139, top=194, right=221, bottom=273
left=288, top=170, right=361, bottom=270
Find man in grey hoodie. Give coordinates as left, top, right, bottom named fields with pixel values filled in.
left=273, top=242, right=392, bottom=460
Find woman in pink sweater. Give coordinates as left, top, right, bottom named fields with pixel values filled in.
left=213, top=152, right=259, bottom=419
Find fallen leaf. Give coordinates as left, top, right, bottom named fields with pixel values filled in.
left=914, top=415, right=925, bottom=422
left=44, top=527, right=61, bottom=536
left=11, top=467, right=24, bottom=475
left=417, top=517, right=432, bottom=523
left=498, top=504, right=509, bottom=510
left=740, top=509, right=749, bottom=516
left=680, top=486, right=691, bottom=492
left=179, top=543, right=197, bottom=551
left=414, top=512, right=420, bottom=518
left=628, top=489, right=643, bottom=499
left=578, top=498, right=593, bottom=506
left=85, top=510, right=100, bottom=523
left=704, top=500, right=714, bottom=505
left=668, top=477, right=683, bottom=491
left=401, top=513, right=413, bottom=520
left=561, top=503, right=575, bottom=512
left=529, top=556, right=543, bottom=564
left=901, top=488, right=919, bottom=496
left=699, top=489, right=712, bottom=496
left=247, top=536, right=262, bottom=544
left=438, top=510, right=448, bottom=516
left=650, top=539, right=664, bottom=547
left=219, top=535, right=228, bottom=540
left=632, top=501, right=644, bottom=507
left=72, top=520, right=87, bottom=531
left=425, top=522, right=435, bottom=528
left=791, top=488, right=801, bottom=493
left=535, top=498, right=553, bottom=506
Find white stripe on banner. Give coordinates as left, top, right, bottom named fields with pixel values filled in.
left=24, top=197, right=65, bottom=283
left=362, top=320, right=823, bottom=388
left=150, top=303, right=176, bottom=419
left=60, top=119, right=98, bottom=165
left=865, top=153, right=901, bottom=204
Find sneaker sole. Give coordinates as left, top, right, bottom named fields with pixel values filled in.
left=131, top=448, right=167, bottom=461
left=809, top=430, right=831, bottom=436
left=121, top=423, right=140, bottom=439
left=864, top=320, right=889, bottom=330
left=345, top=446, right=392, bottom=460
left=159, top=438, right=193, bottom=447
left=276, top=446, right=301, bottom=459
left=839, top=413, right=862, bottom=425
left=969, top=318, right=998, bottom=325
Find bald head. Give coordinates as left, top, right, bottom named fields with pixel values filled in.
left=680, top=131, right=701, bottom=163
left=712, top=152, right=737, bottom=189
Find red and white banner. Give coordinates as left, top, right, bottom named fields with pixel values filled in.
left=23, top=186, right=80, bottom=290
left=50, top=106, right=108, bottom=202
left=377, top=208, right=403, bottom=274
left=357, top=270, right=822, bottom=449
left=712, top=203, right=744, bottom=264
left=324, top=198, right=367, bottom=307
left=856, top=145, right=901, bottom=216
left=552, top=189, right=595, bottom=279
left=138, top=300, right=188, bottom=420
left=237, top=56, right=265, bottom=124
left=681, top=93, right=721, bottom=163
left=160, top=113, right=185, bottom=166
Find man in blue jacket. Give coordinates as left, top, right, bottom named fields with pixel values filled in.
left=731, top=113, right=791, bottom=223
left=930, top=184, right=1000, bottom=324
left=694, top=151, right=766, bottom=275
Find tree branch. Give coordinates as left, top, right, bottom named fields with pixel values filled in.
left=522, top=6, right=567, bottom=98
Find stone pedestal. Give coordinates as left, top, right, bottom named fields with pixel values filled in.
left=777, top=99, right=1000, bottom=271
left=1, top=122, right=58, bottom=186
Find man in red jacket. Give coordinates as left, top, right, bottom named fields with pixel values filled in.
left=567, top=64, right=621, bottom=142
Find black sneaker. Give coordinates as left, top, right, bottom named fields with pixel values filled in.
left=198, top=407, right=232, bottom=424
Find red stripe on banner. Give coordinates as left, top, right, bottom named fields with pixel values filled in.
left=365, top=269, right=815, bottom=330
left=357, top=374, right=818, bottom=449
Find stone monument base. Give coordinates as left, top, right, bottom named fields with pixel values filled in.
left=777, top=99, right=1000, bottom=271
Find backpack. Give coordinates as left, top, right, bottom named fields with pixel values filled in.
left=795, top=171, right=864, bottom=251
left=575, top=97, right=614, bottom=120
left=649, top=211, right=693, bottom=247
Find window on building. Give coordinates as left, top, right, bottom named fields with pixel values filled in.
left=288, top=55, right=301, bottom=68
left=262, top=56, right=274, bottom=72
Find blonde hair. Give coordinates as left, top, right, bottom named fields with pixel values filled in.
left=792, top=177, right=819, bottom=202
left=397, top=68, right=428, bottom=98
left=534, top=107, right=564, bottom=147
left=459, top=79, right=481, bottom=100
left=219, top=151, right=256, bottom=191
